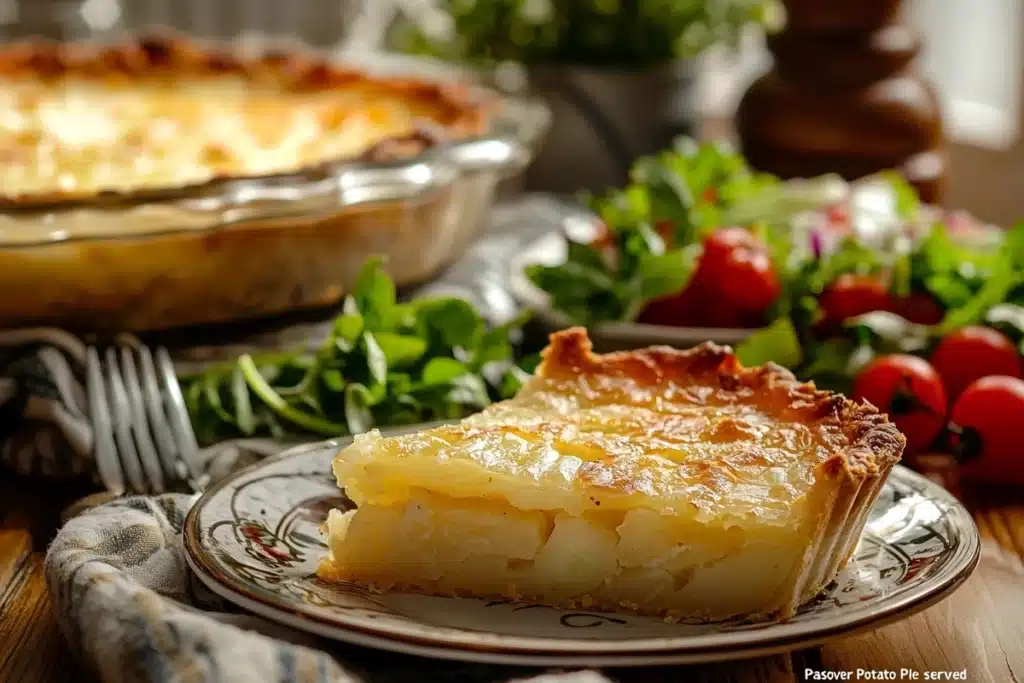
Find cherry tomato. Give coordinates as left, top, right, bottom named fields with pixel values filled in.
left=637, top=289, right=700, bottom=327
left=638, top=281, right=752, bottom=329
left=819, top=274, right=895, bottom=324
left=853, top=355, right=948, bottom=454
left=699, top=228, right=780, bottom=314
left=892, top=292, right=945, bottom=326
left=949, top=375, right=1024, bottom=486
left=930, top=326, right=1022, bottom=400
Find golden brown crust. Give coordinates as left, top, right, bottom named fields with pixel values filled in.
left=539, top=327, right=905, bottom=481
left=0, top=32, right=490, bottom=205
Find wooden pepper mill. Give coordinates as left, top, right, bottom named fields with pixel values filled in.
left=736, top=0, right=945, bottom=203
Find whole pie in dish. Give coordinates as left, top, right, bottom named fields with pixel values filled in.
left=319, top=328, right=905, bottom=621
left=0, top=35, right=514, bottom=332
left=0, top=34, right=487, bottom=203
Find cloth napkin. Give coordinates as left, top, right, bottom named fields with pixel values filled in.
left=46, top=493, right=616, bottom=683
left=0, top=195, right=616, bottom=683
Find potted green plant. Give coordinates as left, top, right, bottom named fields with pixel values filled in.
left=389, top=0, right=770, bottom=193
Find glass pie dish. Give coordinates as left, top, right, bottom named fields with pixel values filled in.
left=0, top=35, right=549, bottom=332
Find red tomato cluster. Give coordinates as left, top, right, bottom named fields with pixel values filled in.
left=819, top=275, right=945, bottom=327
left=637, top=235, right=948, bottom=331
left=639, top=228, right=780, bottom=328
left=852, top=326, right=1024, bottom=486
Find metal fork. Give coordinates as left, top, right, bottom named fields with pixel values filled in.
left=86, top=344, right=205, bottom=495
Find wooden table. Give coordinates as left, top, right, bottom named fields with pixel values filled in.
left=2, top=461, right=1022, bottom=683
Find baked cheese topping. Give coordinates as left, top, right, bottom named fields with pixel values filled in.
left=0, top=77, right=437, bottom=197
left=335, top=331, right=895, bottom=524
left=0, top=37, right=484, bottom=202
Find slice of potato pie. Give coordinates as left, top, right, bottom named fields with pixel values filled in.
left=318, top=328, right=904, bottom=620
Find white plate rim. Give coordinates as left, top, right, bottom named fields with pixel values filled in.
left=183, top=437, right=981, bottom=666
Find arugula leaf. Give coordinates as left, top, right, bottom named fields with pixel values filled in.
left=180, top=259, right=532, bottom=445
left=1006, top=223, right=1024, bottom=268
left=735, top=317, right=802, bottom=368
left=800, top=338, right=857, bottom=378
left=475, top=309, right=532, bottom=367
left=421, top=357, right=469, bottom=386
left=373, top=332, right=428, bottom=368
left=566, top=239, right=612, bottom=272
left=201, top=372, right=233, bottom=424
left=333, top=306, right=364, bottom=353
left=386, top=373, right=413, bottom=397
left=344, top=383, right=374, bottom=434
left=353, top=258, right=396, bottom=329
left=230, top=365, right=256, bottom=435
left=362, top=332, right=388, bottom=387
left=938, top=256, right=1018, bottom=333
left=236, top=355, right=345, bottom=435
left=911, top=222, right=1002, bottom=311
left=525, top=261, right=625, bottom=325
left=417, top=297, right=485, bottom=351
left=321, top=368, right=346, bottom=392
left=633, top=246, right=700, bottom=301
left=846, top=311, right=931, bottom=353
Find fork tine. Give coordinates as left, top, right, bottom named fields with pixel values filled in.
left=138, top=346, right=181, bottom=482
left=105, top=347, right=148, bottom=494
left=86, top=348, right=125, bottom=496
left=155, top=347, right=204, bottom=489
left=120, top=347, right=166, bottom=493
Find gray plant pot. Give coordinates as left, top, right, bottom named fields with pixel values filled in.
left=524, top=61, right=697, bottom=194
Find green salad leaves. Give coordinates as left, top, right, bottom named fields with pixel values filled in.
left=736, top=222, right=1024, bottom=393
left=525, top=139, right=792, bottom=326
left=525, top=136, right=1024, bottom=391
left=182, top=259, right=534, bottom=445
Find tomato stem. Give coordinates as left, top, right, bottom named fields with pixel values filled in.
left=888, top=375, right=944, bottom=419
left=946, top=422, right=984, bottom=465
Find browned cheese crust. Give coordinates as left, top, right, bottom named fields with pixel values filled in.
left=538, top=327, right=905, bottom=483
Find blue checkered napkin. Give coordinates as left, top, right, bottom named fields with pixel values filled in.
left=45, top=494, right=613, bottom=683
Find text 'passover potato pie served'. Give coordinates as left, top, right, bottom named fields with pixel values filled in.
left=319, top=328, right=906, bottom=621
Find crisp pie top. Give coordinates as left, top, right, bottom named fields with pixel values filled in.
left=336, top=328, right=905, bottom=522
left=0, top=35, right=486, bottom=202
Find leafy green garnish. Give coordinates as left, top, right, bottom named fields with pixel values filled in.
left=182, top=260, right=533, bottom=445
left=525, top=137, right=1024, bottom=395
left=735, top=317, right=802, bottom=368
left=740, top=198, right=1024, bottom=387
left=527, top=139, right=789, bottom=326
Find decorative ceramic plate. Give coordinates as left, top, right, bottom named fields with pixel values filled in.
left=184, top=432, right=980, bottom=666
